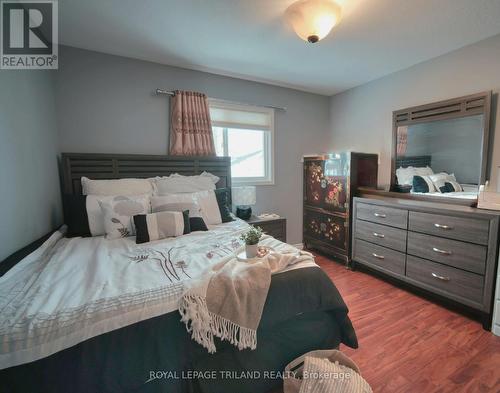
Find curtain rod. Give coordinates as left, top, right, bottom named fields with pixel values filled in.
left=154, top=89, right=287, bottom=111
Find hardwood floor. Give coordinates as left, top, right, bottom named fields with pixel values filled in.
left=273, top=254, right=500, bottom=393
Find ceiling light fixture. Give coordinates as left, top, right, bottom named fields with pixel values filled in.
left=285, top=0, right=342, bottom=43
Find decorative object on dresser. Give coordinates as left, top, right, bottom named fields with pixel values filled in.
left=352, top=195, right=500, bottom=329
left=247, top=215, right=287, bottom=243
left=303, top=152, right=378, bottom=265
left=233, top=186, right=256, bottom=220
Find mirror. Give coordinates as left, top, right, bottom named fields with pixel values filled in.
left=391, top=91, right=491, bottom=202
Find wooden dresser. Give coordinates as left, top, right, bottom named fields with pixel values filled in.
left=352, top=196, right=500, bottom=328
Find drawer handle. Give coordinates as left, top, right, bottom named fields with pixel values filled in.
left=373, top=232, right=385, bottom=238
left=372, top=253, right=385, bottom=260
left=374, top=213, right=386, bottom=218
left=434, top=223, right=452, bottom=230
left=432, top=247, right=452, bottom=255
left=431, top=272, right=450, bottom=281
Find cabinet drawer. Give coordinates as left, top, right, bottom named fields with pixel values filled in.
left=353, top=239, right=406, bottom=275
left=304, top=209, right=347, bottom=252
left=406, top=255, right=484, bottom=304
left=356, top=203, right=408, bottom=229
left=407, top=232, right=486, bottom=274
left=408, top=211, right=489, bottom=245
left=253, top=220, right=286, bottom=242
left=355, top=220, right=407, bottom=252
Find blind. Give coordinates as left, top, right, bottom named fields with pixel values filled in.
left=209, top=103, right=272, bottom=130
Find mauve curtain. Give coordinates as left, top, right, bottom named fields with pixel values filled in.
left=396, top=126, right=408, bottom=156
left=169, top=90, right=216, bottom=156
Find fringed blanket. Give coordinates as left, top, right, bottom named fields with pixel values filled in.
left=179, top=250, right=315, bottom=353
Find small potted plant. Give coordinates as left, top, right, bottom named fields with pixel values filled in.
left=240, top=226, right=263, bottom=258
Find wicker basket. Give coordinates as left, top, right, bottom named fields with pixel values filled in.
left=283, top=349, right=363, bottom=393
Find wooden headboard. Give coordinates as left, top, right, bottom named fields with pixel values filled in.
left=61, top=153, right=232, bottom=195
left=395, top=155, right=432, bottom=169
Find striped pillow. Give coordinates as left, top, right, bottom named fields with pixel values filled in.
left=134, top=210, right=190, bottom=244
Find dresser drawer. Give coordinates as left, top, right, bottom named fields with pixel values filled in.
left=356, top=202, right=408, bottom=229
left=353, top=239, right=406, bottom=275
left=407, top=232, right=486, bottom=275
left=406, top=256, right=484, bottom=304
left=252, top=220, right=286, bottom=242
left=408, top=211, right=489, bottom=245
left=355, top=220, right=407, bottom=252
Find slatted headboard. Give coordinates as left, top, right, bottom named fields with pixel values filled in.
left=395, top=155, right=432, bottom=169
left=61, top=153, right=232, bottom=196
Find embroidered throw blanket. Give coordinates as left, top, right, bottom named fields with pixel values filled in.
left=179, top=250, right=315, bottom=353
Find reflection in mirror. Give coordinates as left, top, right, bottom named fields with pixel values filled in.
left=395, top=114, right=484, bottom=200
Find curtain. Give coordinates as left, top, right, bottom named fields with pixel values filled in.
left=396, top=126, right=408, bottom=156
left=169, top=90, right=216, bottom=156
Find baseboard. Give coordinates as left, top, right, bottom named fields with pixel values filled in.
left=493, top=323, right=500, bottom=336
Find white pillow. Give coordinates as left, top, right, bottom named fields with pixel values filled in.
left=170, top=171, right=220, bottom=184
left=81, top=177, right=154, bottom=196
left=415, top=166, right=434, bottom=176
left=151, top=191, right=221, bottom=225
left=155, top=175, right=216, bottom=195
left=194, top=190, right=222, bottom=225
left=396, top=167, right=416, bottom=185
left=396, top=166, right=434, bottom=185
left=86, top=195, right=150, bottom=236
left=151, top=195, right=203, bottom=218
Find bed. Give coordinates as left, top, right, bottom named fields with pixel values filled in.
left=395, top=155, right=479, bottom=199
left=0, top=153, right=357, bottom=393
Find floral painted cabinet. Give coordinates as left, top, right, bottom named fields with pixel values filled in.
left=303, top=152, right=378, bottom=264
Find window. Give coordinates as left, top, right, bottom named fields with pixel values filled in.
left=210, top=100, right=274, bottom=185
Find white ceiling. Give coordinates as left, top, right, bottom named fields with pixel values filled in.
left=59, top=0, right=500, bottom=96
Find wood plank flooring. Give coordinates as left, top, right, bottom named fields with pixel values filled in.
left=273, top=254, right=500, bottom=393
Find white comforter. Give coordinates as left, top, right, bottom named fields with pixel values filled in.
left=0, top=219, right=315, bottom=370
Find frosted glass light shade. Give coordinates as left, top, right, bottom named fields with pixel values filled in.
left=285, top=0, right=342, bottom=43
left=232, top=186, right=256, bottom=206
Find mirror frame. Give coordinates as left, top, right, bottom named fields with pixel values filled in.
left=391, top=91, right=492, bottom=201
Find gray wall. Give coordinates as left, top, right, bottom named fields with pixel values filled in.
left=405, top=115, right=483, bottom=184
left=328, top=33, right=500, bottom=191
left=0, top=70, right=61, bottom=260
left=56, top=46, right=331, bottom=245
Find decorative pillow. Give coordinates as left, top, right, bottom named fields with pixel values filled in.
left=440, top=181, right=463, bottom=193
left=412, top=175, right=436, bottom=193
left=90, top=195, right=150, bottom=238
left=151, top=195, right=208, bottom=232
left=154, top=175, right=216, bottom=195
left=65, top=195, right=91, bottom=237
left=214, top=188, right=234, bottom=223
left=81, top=177, right=154, bottom=196
left=429, top=173, right=462, bottom=193
left=134, top=210, right=190, bottom=244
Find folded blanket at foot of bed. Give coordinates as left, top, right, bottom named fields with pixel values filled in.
left=179, top=250, right=316, bottom=353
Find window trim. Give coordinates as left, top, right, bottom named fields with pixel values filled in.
left=209, top=100, right=275, bottom=186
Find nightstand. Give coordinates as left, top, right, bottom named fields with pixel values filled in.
left=247, top=216, right=287, bottom=243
